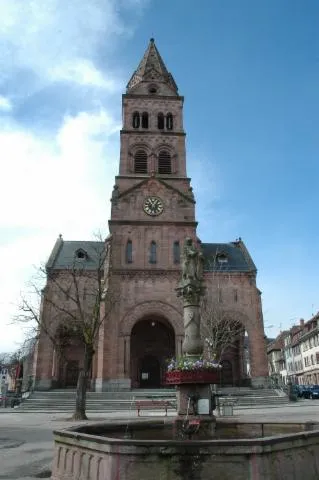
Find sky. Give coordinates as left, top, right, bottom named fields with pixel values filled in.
left=0, top=0, right=318, bottom=352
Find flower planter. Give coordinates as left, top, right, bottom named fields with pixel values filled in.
left=165, top=370, right=220, bottom=385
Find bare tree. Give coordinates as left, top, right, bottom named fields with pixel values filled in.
left=200, top=297, right=244, bottom=363
left=0, top=352, right=13, bottom=366
left=15, top=235, right=115, bottom=420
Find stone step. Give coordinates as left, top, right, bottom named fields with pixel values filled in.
left=18, top=386, right=287, bottom=412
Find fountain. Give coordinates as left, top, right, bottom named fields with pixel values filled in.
left=51, top=239, right=319, bottom=479
left=167, top=237, right=217, bottom=440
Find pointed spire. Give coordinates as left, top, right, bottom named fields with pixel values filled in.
left=127, top=38, right=178, bottom=93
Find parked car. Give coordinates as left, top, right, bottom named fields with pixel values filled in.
left=301, top=385, right=313, bottom=399
left=294, top=385, right=306, bottom=398
left=309, top=386, right=319, bottom=399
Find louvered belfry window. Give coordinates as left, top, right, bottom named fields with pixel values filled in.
left=134, top=150, right=148, bottom=173
left=158, top=150, right=171, bottom=174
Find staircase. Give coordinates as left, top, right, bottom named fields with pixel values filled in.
left=17, top=388, right=177, bottom=413
left=16, top=386, right=288, bottom=413
left=217, top=387, right=288, bottom=408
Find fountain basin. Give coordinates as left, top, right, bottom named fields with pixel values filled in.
left=51, top=419, right=319, bottom=480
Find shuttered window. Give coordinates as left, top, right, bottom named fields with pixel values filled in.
left=134, top=150, right=148, bottom=174
left=158, top=150, right=171, bottom=174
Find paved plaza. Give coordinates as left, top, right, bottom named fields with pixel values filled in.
left=1, top=401, right=319, bottom=479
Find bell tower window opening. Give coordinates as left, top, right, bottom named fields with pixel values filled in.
left=134, top=150, right=148, bottom=174
left=157, top=113, right=164, bottom=130
left=126, top=240, right=133, bottom=264
left=158, top=150, right=171, bottom=174
left=166, top=113, right=173, bottom=130
left=149, top=241, right=157, bottom=264
left=173, top=241, right=180, bottom=264
left=132, top=112, right=140, bottom=129
left=141, top=112, right=149, bottom=129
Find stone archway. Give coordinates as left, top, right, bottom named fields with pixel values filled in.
left=119, top=300, right=183, bottom=337
left=130, top=317, right=175, bottom=388
left=119, top=301, right=183, bottom=388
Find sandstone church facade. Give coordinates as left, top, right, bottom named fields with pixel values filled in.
left=33, top=39, right=269, bottom=391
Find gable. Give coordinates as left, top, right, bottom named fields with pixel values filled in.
left=117, top=177, right=194, bottom=204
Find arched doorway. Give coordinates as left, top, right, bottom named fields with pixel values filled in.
left=130, top=317, right=175, bottom=388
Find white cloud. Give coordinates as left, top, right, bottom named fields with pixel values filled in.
left=48, top=60, right=120, bottom=91
left=0, top=109, right=121, bottom=352
left=0, top=0, right=141, bottom=90
left=0, top=110, right=120, bottom=231
left=0, top=95, right=12, bottom=111
left=0, top=0, right=149, bottom=352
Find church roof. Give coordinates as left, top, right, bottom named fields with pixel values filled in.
left=201, top=240, right=257, bottom=273
left=46, top=237, right=256, bottom=274
left=126, top=38, right=178, bottom=93
left=46, top=237, right=104, bottom=271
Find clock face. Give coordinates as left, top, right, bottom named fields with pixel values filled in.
left=143, top=196, right=164, bottom=216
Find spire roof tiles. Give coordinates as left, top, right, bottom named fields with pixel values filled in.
left=127, top=38, right=178, bottom=93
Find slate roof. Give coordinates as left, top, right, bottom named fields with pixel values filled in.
left=46, top=237, right=256, bottom=275
left=46, top=237, right=104, bottom=271
left=126, top=38, right=178, bottom=93
left=201, top=241, right=256, bottom=273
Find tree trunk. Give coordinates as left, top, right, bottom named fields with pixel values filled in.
left=72, top=348, right=93, bottom=420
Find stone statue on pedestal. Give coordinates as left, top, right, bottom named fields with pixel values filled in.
left=177, top=238, right=205, bottom=356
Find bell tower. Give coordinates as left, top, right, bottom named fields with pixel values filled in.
left=109, top=38, right=197, bottom=271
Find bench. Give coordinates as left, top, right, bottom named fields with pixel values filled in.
left=135, top=400, right=170, bottom=416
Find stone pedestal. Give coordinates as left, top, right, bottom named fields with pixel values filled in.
left=176, top=384, right=212, bottom=415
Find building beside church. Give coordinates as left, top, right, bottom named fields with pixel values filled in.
left=33, top=39, right=269, bottom=391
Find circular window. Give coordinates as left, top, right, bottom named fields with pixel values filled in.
left=148, top=84, right=158, bottom=94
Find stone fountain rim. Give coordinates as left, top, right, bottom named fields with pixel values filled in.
left=52, top=418, right=319, bottom=450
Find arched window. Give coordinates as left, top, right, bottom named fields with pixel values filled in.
left=134, top=150, right=148, bottom=174
left=158, top=150, right=171, bottom=174
left=157, top=112, right=164, bottom=130
left=126, top=240, right=133, bottom=264
left=141, top=112, right=149, bottom=129
left=166, top=113, right=173, bottom=130
left=173, top=241, right=180, bottom=264
left=149, top=241, right=157, bottom=264
left=132, top=112, right=140, bottom=129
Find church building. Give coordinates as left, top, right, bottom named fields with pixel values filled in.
left=33, top=39, right=269, bottom=391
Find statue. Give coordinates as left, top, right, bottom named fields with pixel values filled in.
left=177, top=237, right=205, bottom=356
left=182, top=237, right=204, bottom=282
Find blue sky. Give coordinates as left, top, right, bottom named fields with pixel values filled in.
left=0, top=0, right=318, bottom=351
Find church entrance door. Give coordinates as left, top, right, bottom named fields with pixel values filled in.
left=139, top=355, right=160, bottom=388
left=130, top=317, right=175, bottom=388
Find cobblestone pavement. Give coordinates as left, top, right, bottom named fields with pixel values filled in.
left=1, top=401, right=319, bottom=479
